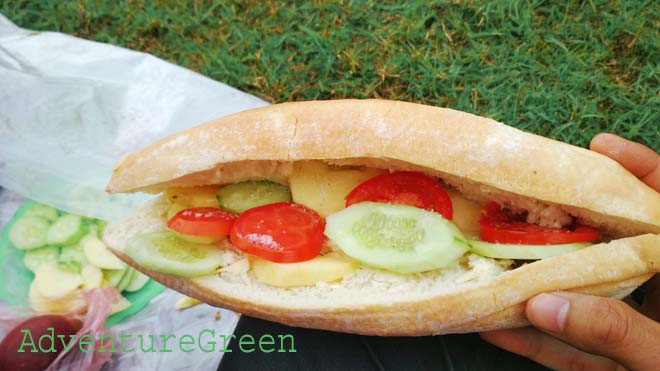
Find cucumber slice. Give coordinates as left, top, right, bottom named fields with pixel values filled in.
left=125, top=270, right=150, bottom=292
left=325, top=202, right=469, bottom=274
left=81, top=235, right=126, bottom=270
left=468, top=240, right=591, bottom=259
left=125, top=231, right=223, bottom=277
left=173, top=231, right=223, bottom=244
left=103, top=268, right=128, bottom=287
left=116, top=268, right=136, bottom=292
left=216, top=180, right=291, bottom=213
left=58, top=245, right=88, bottom=273
left=23, top=246, right=60, bottom=272
left=9, top=216, right=51, bottom=250
left=24, top=204, right=59, bottom=223
left=46, top=214, right=84, bottom=245
left=95, top=220, right=107, bottom=238
left=87, top=223, right=100, bottom=238
left=86, top=219, right=107, bottom=238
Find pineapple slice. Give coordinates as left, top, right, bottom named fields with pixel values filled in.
left=290, top=161, right=383, bottom=217
left=29, top=283, right=87, bottom=314
left=251, top=252, right=358, bottom=288
left=166, top=202, right=187, bottom=220
left=33, top=263, right=84, bottom=299
left=447, top=190, right=483, bottom=239
left=165, top=185, right=220, bottom=208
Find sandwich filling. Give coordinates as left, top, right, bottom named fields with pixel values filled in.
left=123, top=161, right=600, bottom=288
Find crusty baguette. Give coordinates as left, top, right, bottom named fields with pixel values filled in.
left=104, top=196, right=658, bottom=336
left=104, top=99, right=660, bottom=335
left=107, top=99, right=660, bottom=237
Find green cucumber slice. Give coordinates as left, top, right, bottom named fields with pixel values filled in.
left=95, top=220, right=107, bottom=238
left=24, top=204, right=59, bottom=223
left=23, top=246, right=60, bottom=272
left=125, top=271, right=150, bottom=292
left=87, top=223, right=100, bottom=238
left=217, top=180, right=291, bottom=213
left=325, top=202, right=469, bottom=274
left=125, top=231, right=223, bottom=277
left=9, top=216, right=51, bottom=250
left=58, top=245, right=88, bottom=273
left=46, top=214, right=84, bottom=245
left=468, top=240, right=591, bottom=259
left=116, top=268, right=136, bottom=292
left=85, top=219, right=107, bottom=238
left=103, top=268, right=128, bottom=287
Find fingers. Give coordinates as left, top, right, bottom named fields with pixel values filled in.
left=590, top=133, right=660, bottom=191
left=641, top=275, right=660, bottom=322
left=480, top=327, right=622, bottom=371
left=526, top=292, right=660, bottom=371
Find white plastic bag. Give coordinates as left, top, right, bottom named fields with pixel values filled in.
left=0, top=13, right=266, bottom=221
left=0, top=13, right=262, bottom=370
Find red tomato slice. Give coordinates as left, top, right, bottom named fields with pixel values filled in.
left=167, top=207, right=237, bottom=237
left=479, top=202, right=600, bottom=244
left=345, top=171, right=453, bottom=219
left=230, top=202, right=325, bottom=263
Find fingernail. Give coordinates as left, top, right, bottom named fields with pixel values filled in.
left=528, top=293, right=570, bottom=333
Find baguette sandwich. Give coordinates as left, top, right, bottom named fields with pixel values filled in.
left=103, top=100, right=660, bottom=336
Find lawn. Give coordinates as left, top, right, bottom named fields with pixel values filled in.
left=3, top=0, right=659, bottom=150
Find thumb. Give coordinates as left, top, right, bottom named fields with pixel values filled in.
left=526, top=292, right=660, bottom=370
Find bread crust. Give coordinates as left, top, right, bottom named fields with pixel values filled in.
left=109, top=235, right=657, bottom=336
left=107, top=100, right=660, bottom=236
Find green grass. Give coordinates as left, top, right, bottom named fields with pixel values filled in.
left=3, top=0, right=659, bottom=150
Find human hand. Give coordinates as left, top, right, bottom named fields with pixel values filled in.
left=480, top=133, right=660, bottom=371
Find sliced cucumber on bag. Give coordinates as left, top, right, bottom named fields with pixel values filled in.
left=9, top=216, right=51, bottom=250
left=46, top=214, right=84, bottom=245
left=325, top=202, right=469, bottom=274
left=217, top=180, right=292, bottom=213
left=468, top=240, right=591, bottom=259
left=95, top=220, right=107, bottom=238
left=125, top=271, right=150, bottom=292
left=85, top=219, right=107, bottom=238
left=125, top=231, right=223, bottom=277
left=24, top=204, right=59, bottom=223
left=87, top=223, right=101, bottom=238
left=58, top=245, right=88, bottom=273
left=116, top=268, right=136, bottom=292
left=23, top=246, right=60, bottom=272
left=103, top=268, right=128, bottom=287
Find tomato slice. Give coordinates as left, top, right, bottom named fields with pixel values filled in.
left=230, top=202, right=326, bottom=263
left=479, top=202, right=600, bottom=244
left=345, top=171, right=453, bottom=219
left=167, top=207, right=237, bottom=237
